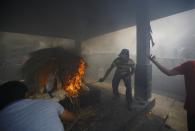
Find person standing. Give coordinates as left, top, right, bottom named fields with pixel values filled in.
left=148, top=55, right=195, bottom=131
left=99, top=49, right=135, bottom=110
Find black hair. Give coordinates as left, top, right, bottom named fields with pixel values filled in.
left=0, top=81, right=28, bottom=110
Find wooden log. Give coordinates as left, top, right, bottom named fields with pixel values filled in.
left=59, top=86, right=101, bottom=112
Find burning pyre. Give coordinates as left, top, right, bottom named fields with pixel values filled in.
left=21, top=47, right=87, bottom=98
left=64, top=58, right=85, bottom=97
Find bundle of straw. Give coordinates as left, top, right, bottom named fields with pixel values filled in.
left=21, top=47, right=85, bottom=96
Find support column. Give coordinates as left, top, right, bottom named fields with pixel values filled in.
left=135, top=0, right=152, bottom=101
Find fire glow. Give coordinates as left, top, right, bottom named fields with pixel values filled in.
left=64, top=59, right=86, bottom=97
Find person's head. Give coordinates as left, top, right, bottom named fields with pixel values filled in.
left=0, top=81, right=28, bottom=110
left=119, top=49, right=129, bottom=60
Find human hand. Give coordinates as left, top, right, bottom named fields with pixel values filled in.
left=99, top=78, right=105, bottom=82
left=147, top=54, right=156, bottom=62
left=61, top=109, right=76, bottom=122
left=130, top=72, right=134, bottom=76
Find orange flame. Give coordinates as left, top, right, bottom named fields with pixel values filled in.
left=64, top=59, right=86, bottom=97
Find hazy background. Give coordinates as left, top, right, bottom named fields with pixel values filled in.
left=0, top=32, right=75, bottom=82
left=82, top=9, right=195, bottom=101
left=0, top=9, right=195, bottom=101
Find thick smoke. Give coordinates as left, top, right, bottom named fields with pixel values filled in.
left=82, top=9, right=195, bottom=100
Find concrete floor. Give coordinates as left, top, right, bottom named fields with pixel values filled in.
left=92, top=82, right=187, bottom=131
left=65, top=85, right=156, bottom=131
left=152, top=94, right=187, bottom=131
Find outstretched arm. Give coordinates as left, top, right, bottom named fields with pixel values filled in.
left=148, top=55, right=180, bottom=76
left=99, top=64, right=115, bottom=82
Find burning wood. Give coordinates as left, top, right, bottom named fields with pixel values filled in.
left=21, top=47, right=87, bottom=99
left=64, top=59, right=86, bottom=97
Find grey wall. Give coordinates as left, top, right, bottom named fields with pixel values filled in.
left=0, top=32, right=75, bottom=83
left=0, top=9, right=194, bottom=101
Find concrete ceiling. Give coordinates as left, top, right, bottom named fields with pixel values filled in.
left=0, top=0, right=194, bottom=40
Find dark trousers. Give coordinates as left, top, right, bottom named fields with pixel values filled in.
left=187, top=111, right=195, bottom=131
left=112, top=73, right=132, bottom=104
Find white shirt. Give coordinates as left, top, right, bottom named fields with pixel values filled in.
left=0, top=99, right=64, bottom=131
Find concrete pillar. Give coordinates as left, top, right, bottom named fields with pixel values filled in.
left=135, top=0, right=152, bottom=101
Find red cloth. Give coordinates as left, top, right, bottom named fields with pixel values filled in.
left=173, top=61, right=195, bottom=115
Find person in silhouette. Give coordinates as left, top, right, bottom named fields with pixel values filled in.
left=99, top=49, right=135, bottom=110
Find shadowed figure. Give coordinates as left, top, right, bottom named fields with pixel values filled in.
left=99, top=49, right=135, bottom=110
left=148, top=54, right=195, bottom=131
left=0, top=81, right=75, bottom=131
